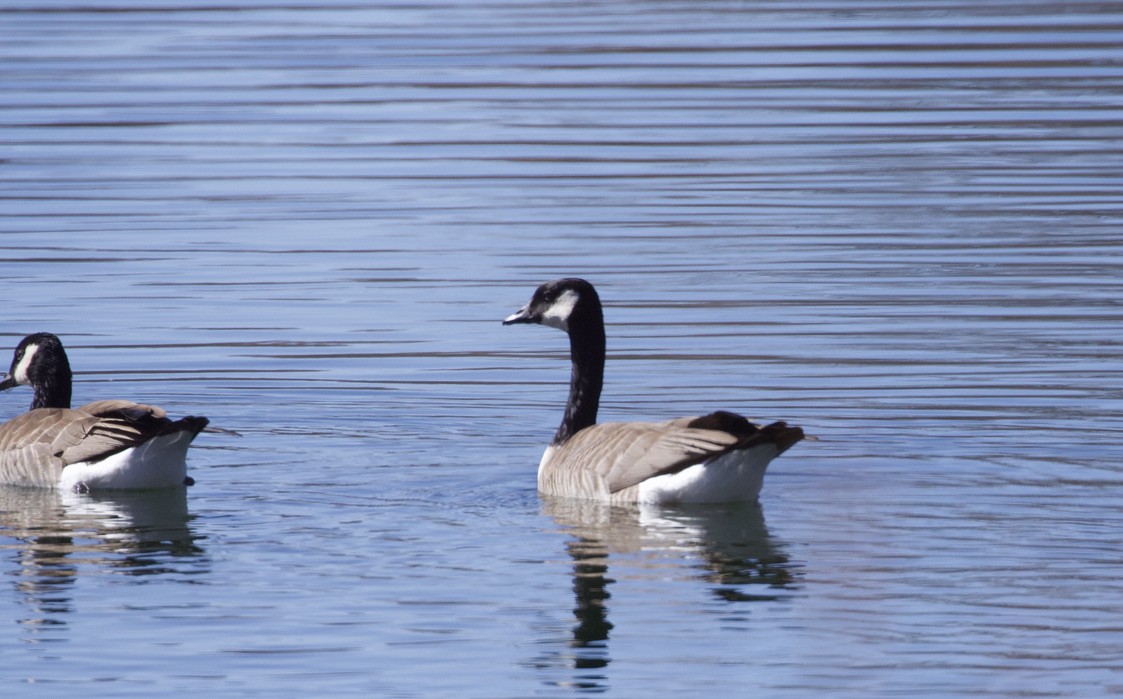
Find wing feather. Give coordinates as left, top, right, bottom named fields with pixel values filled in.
left=0, top=409, right=99, bottom=487
left=546, top=413, right=749, bottom=495
left=0, top=405, right=175, bottom=487
left=540, top=411, right=803, bottom=498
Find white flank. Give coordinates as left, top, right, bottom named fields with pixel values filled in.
left=634, top=443, right=780, bottom=504
left=12, top=343, right=40, bottom=385
left=58, top=430, right=194, bottom=491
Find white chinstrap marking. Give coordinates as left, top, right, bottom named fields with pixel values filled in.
left=12, top=343, right=40, bottom=385
left=541, top=289, right=579, bottom=331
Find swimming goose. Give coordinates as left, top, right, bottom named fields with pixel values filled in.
left=0, top=332, right=208, bottom=491
left=504, top=278, right=803, bottom=504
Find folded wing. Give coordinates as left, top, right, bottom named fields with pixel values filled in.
left=0, top=401, right=205, bottom=488
left=549, top=411, right=797, bottom=495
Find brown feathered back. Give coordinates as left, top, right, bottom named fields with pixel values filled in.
left=0, top=401, right=208, bottom=488
left=538, top=411, right=803, bottom=499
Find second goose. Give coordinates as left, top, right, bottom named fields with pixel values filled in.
left=504, top=278, right=803, bottom=504
left=0, top=332, right=208, bottom=491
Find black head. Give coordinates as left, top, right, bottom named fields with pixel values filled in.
left=1, top=332, right=73, bottom=409
left=502, top=278, right=602, bottom=333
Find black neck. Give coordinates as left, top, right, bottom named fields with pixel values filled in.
left=31, top=372, right=71, bottom=410
left=27, top=341, right=73, bottom=410
left=554, top=307, right=605, bottom=445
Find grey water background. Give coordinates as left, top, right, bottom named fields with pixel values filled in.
left=1, top=1, right=1122, bottom=696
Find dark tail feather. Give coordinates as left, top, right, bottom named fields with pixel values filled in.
left=760, top=421, right=804, bottom=455
left=690, top=411, right=805, bottom=455
left=158, top=415, right=209, bottom=440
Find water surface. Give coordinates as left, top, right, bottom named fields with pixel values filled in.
left=2, top=1, right=1122, bottom=696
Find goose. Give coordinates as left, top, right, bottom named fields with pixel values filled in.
left=504, top=278, right=803, bottom=504
left=0, top=332, right=208, bottom=491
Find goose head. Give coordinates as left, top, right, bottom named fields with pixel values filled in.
left=1, top=332, right=73, bottom=409
left=503, top=278, right=601, bottom=333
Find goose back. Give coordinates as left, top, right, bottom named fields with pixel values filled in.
left=538, top=411, right=803, bottom=502
left=0, top=402, right=208, bottom=489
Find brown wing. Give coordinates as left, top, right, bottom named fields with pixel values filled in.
left=55, top=417, right=152, bottom=465
left=78, top=399, right=167, bottom=422
left=547, top=413, right=743, bottom=495
left=0, top=409, right=123, bottom=487
left=78, top=398, right=209, bottom=437
left=0, top=402, right=191, bottom=487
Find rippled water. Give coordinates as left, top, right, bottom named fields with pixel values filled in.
left=2, top=1, right=1122, bottom=696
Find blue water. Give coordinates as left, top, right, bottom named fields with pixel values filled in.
left=2, top=1, right=1122, bottom=696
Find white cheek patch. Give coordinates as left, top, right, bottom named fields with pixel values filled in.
left=12, top=343, right=39, bottom=385
left=541, top=289, right=579, bottom=331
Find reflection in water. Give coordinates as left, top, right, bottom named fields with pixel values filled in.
left=566, top=531, right=614, bottom=679
left=539, top=497, right=797, bottom=692
left=649, top=503, right=797, bottom=602
left=0, top=487, right=206, bottom=640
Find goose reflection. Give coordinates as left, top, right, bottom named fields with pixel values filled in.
left=0, top=486, right=205, bottom=638
left=539, top=497, right=796, bottom=691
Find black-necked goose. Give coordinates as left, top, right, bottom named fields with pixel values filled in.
left=0, top=332, right=208, bottom=491
left=504, top=278, right=803, bottom=504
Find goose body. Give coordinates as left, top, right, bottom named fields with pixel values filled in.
left=0, top=333, right=207, bottom=491
left=504, top=278, right=803, bottom=504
